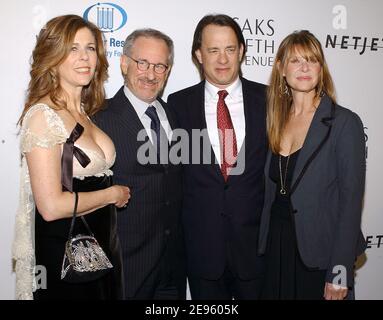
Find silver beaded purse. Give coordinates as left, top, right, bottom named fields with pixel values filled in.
left=60, top=192, right=113, bottom=283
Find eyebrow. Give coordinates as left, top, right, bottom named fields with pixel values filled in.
left=72, top=42, right=96, bottom=46
left=207, top=45, right=237, bottom=50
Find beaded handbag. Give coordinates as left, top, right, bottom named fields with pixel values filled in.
left=60, top=192, right=113, bottom=283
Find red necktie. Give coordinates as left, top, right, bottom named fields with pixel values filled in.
left=217, top=90, right=237, bottom=181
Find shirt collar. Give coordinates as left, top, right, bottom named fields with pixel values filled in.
left=123, top=85, right=158, bottom=118
left=205, top=77, right=242, bottom=101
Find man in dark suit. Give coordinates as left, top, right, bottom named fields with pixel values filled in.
left=94, top=29, right=185, bottom=299
left=167, top=14, right=267, bottom=299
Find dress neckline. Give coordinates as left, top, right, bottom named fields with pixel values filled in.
left=278, top=148, right=302, bottom=158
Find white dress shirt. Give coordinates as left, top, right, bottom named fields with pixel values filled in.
left=123, top=86, right=172, bottom=143
left=204, top=77, right=246, bottom=166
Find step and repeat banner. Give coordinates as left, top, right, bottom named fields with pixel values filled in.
left=1, top=0, right=382, bottom=299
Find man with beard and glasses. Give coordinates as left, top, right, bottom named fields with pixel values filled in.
left=94, top=29, right=185, bottom=300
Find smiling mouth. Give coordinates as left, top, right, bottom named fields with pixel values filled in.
left=140, top=79, right=159, bottom=87
left=216, top=68, right=229, bottom=72
left=75, top=67, right=91, bottom=73
left=297, top=76, right=311, bottom=80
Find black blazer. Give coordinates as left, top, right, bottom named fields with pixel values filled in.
left=167, top=78, right=267, bottom=280
left=258, top=95, right=367, bottom=287
left=93, top=87, right=184, bottom=298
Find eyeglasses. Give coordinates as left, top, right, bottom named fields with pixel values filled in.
left=127, top=55, right=169, bottom=74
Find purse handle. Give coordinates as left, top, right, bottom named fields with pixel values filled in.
left=67, top=192, right=95, bottom=240
left=62, top=123, right=94, bottom=241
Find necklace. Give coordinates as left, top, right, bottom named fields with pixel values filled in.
left=279, top=153, right=291, bottom=195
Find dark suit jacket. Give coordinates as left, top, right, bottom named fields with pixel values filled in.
left=93, top=87, right=184, bottom=298
left=258, top=95, right=367, bottom=287
left=167, top=78, right=267, bottom=280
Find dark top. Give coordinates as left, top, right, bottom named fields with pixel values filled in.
left=263, top=149, right=328, bottom=300
left=33, top=123, right=123, bottom=300
left=269, top=149, right=301, bottom=203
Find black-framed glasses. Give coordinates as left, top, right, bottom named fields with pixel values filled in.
left=127, top=55, right=168, bottom=74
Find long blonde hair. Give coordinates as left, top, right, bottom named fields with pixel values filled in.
left=267, top=30, right=336, bottom=153
left=18, top=14, right=108, bottom=125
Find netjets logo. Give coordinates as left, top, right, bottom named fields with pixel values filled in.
left=83, top=2, right=127, bottom=33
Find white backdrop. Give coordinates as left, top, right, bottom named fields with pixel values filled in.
left=1, top=0, right=382, bottom=299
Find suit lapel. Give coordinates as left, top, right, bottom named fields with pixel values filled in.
left=227, top=78, right=260, bottom=183
left=189, top=81, right=208, bottom=131
left=162, top=99, right=175, bottom=130
left=237, top=78, right=251, bottom=157
left=264, top=150, right=272, bottom=178
left=290, top=95, right=335, bottom=193
left=189, top=81, right=223, bottom=179
left=112, top=87, right=160, bottom=167
left=161, top=98, right=176, bottom=149
left=113, top=87, right=146, bottom=139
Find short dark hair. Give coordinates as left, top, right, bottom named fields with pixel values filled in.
left=191, top=14, right=246, bottom=73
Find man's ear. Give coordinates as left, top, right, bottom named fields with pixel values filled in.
left=120, top=55, right=128, bottom=75
left=195, top=49, right=203, bottom=64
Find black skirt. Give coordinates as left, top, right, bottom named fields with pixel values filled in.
left=33, top=175, right=124, bottom=300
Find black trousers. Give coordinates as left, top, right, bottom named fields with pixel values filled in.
left=188, top=267, right=263, bottom=300
left=128, top=245, right=186, bottom=300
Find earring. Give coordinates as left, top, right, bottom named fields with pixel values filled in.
left=280, top=79, right=290, bottom=97
left=316, top=82, right=325, bottom=98
left=283, top=83, right=290, bottom=96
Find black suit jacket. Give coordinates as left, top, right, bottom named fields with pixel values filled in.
left=93, top=87, right=184, bottom=298
left=167, top=78, right=267, bottom=280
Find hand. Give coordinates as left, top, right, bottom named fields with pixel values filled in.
left=323, top=282, right=348, bottom=300
left=110, top=185, right=131, bottom=208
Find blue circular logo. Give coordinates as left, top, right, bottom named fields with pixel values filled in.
left=83, top=2, right=127, bottom=33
